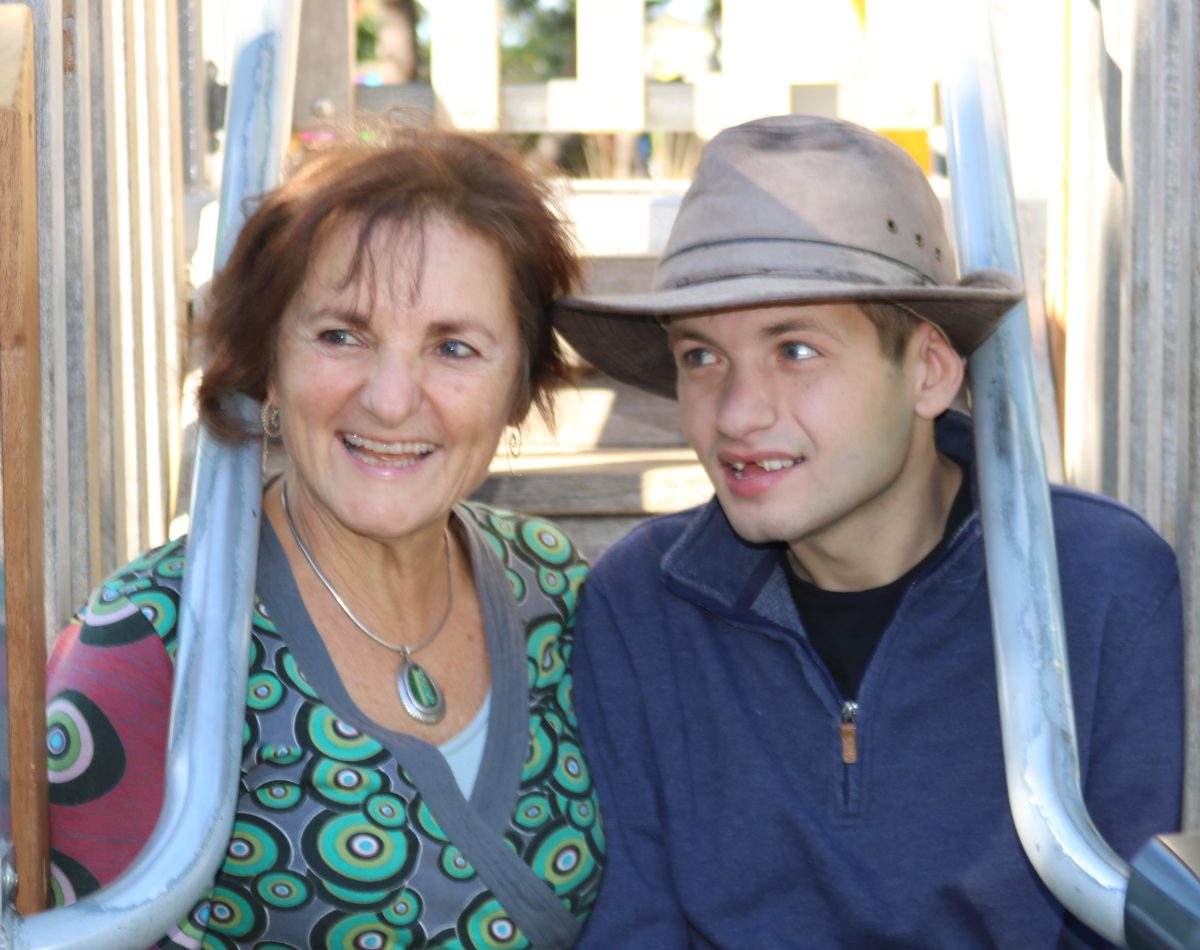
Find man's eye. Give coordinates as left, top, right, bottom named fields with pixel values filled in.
left=679, top=348, right=716, bottom=367
left=782, top=342, right=818, bottom=361
left=439, top=339, right=478, bottom=358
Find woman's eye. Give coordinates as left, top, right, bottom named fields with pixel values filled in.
left=781, top=341, right=818, bottom=361
left=318, top=328, right=358, bottom=346
left=439, top=339, right=478, bottom=359
left=678, top=347, right=716, bottom=368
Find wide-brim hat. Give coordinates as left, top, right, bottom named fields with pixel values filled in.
left=554, top=115, right=1024, bottom=399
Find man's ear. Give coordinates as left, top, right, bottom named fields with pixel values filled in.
left=910, top=321, right=965, bottom=420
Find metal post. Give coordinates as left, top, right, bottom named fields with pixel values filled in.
left=0, top=2, right=300, bottom=947
left=941, top=0, right=1130, bottom=944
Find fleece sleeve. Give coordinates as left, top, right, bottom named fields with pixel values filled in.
left=1059, top=555, right=1185, bottom=948
left=45, top=605, right=174, bottom=905
left=571, top=575, right=691, bottom=948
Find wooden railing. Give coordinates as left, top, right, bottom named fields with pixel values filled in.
left=0, top=3, right=49, bottom=914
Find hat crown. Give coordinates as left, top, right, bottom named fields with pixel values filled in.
left=657, top=115, right=956, bottom=292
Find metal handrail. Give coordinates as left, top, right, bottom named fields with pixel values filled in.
left=941, top=0, right=1130, bottom=944
left=0, top=4, right=300, bottom=947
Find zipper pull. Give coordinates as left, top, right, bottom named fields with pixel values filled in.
left=840, top=701, right=859, bottom=764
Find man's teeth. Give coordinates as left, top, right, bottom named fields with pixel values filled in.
left=729, top=458, right=798, bottom=477
left=343, top=433, right=435, bottom=455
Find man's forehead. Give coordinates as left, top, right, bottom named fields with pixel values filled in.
left=664, top=302, right=864, bottom=340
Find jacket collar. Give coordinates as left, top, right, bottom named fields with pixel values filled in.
left=661, top=410, right=979, bottom=624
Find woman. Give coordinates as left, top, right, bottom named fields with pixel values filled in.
left=46, top=124, right=604, bottom=948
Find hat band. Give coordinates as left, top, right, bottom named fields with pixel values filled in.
left=654, top=240, right=941, bottom=293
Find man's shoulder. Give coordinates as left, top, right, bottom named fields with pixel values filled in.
left=589, top=505, right=710, bottom=582
left=1049, top=484, right=1178, bottom=580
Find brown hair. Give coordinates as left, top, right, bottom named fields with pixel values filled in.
left=857, top=300, right=920, bottom=363
left=197, top=121, right=581, bottom=441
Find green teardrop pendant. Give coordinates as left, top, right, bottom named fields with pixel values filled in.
left=397, top=657, right=445, bottom=725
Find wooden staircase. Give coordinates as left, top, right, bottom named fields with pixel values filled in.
left=472, top=369, right=712, bottom=561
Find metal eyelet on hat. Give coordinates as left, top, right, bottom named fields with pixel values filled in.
left=935, top=248, right=943, bottom=261
left=886, top=219, right=898, bottom=233
left=915, top=233, right=924, bottom=247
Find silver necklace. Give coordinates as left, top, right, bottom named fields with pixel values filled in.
left=281, top=481, right=452, bottom=725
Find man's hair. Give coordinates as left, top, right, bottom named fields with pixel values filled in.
left=857, top=301, right=920, bottom=363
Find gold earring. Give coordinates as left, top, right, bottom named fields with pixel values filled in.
left=261, top=401, right=282, bottom=439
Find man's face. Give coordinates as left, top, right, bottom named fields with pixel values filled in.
left=670, top=302, right=934, bottom=562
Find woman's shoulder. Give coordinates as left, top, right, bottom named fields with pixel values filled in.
left=73, top=536, right=190, bottom=649
left=456, top=501, right=588, bottom=570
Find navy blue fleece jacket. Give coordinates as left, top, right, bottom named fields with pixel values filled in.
left=572, top=412, right=1183, bottom=948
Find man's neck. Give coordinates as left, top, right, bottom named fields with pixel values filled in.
left=787, top=450, right=964, bottom=592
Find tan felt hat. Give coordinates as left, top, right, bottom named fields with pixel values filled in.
left=554, top=114, right=1024, bottom=399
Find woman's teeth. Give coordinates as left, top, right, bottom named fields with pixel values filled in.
left=343, top=433, right=435, bottom=463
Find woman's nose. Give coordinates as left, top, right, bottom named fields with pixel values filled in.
left=360, top=349, right=422, bottom=426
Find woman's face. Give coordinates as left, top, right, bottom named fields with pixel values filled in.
left=271, top=215, right=524, bottom=546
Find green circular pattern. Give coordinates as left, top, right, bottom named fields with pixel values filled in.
left=366, top=794, right=407, bottom=829
left=480, top=529, right=506, bottom=564
left=255, top=870, right=311, bottom=909
left=246, top=672, right=284, bottom=710
left=253, top=780, right=303, bottom=811
left=506, top=570, right=526, bottom=601
left=439, top=844, right=475, bottom=881
left=318, top=911, right=398, bottom=950
left=552, top=739, right=590, bottom=798
left=520, top=520, right=572, bottom=566
left=258, top=742, right=303, bottom=765
left=252, top=598, right=279, bottom=635
left=280, top=650, right=320, bottom=699
left=487, top=512, right=518, bottom=540
left=306, top=707, right=385, bottom=762
left=207, top=884, right=261, bottom=939
left=223, top=816, right=286, bottom=878
left=156, top=554, right=186, bottom=578
left=522, top=718, right=556, bottom=783
left=514, top=792, right=552, bottom=831
left=536, top=568, right=566, bottom=598
left=460, top=893, right=529, bottom=950
left=410, top=797, right=448, bottom=842
left=302, top=812, right=417, bottom=890
left=381, top=888, right=423, bottom=927
left=311, top=759, right=384, bottom=806
left=527, top=620, right=565, bottom=687
left=129, top=589, right=178, bottom=635
left=530, top=825, right=594, bottom=895
left=568, top=797, right=597, bottom=829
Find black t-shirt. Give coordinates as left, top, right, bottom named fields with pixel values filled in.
left=784, top=466, right=972, bottom=701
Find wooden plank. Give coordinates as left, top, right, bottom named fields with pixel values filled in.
left=475, top=447, right=709, bottom=516
left=430, top=0, right=499, bottom=129
left=292, top=0, right=353, bottom=130
left=0, top=3, right=50, bottom=913
left=548, top=0, right=645, bottom=132
left=62, top=0, right=103, bottom=611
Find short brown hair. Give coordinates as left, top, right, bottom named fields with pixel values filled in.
left=197, top=121, right=581, bottom=441
left=857, top=300, right=919, bottom=363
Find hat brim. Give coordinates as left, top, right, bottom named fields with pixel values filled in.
left=554, top=269, right=1024, bottom=399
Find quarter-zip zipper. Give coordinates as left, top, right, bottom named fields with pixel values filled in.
left=839, top=700, right=859, bottom=764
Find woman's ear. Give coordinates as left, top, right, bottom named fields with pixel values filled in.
left=910, top=321, right=966, bottom=420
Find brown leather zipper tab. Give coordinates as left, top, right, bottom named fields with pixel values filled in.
left=840, top=721, right=858, bottom=764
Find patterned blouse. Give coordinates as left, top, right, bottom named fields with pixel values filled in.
left=46, top=502, right=605, bottom=949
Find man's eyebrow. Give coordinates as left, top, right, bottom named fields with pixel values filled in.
left=761, top=316, right=845, bottom=344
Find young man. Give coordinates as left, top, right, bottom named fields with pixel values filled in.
left=553, top=115, right=1183, bottom=947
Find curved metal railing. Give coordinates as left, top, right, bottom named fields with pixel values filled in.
left=1, top=3, right=299, bottom=947
left=941, top=0, right=1130, bottom=944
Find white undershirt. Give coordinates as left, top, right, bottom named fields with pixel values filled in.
left=437, top=691, right=491, bottom=799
